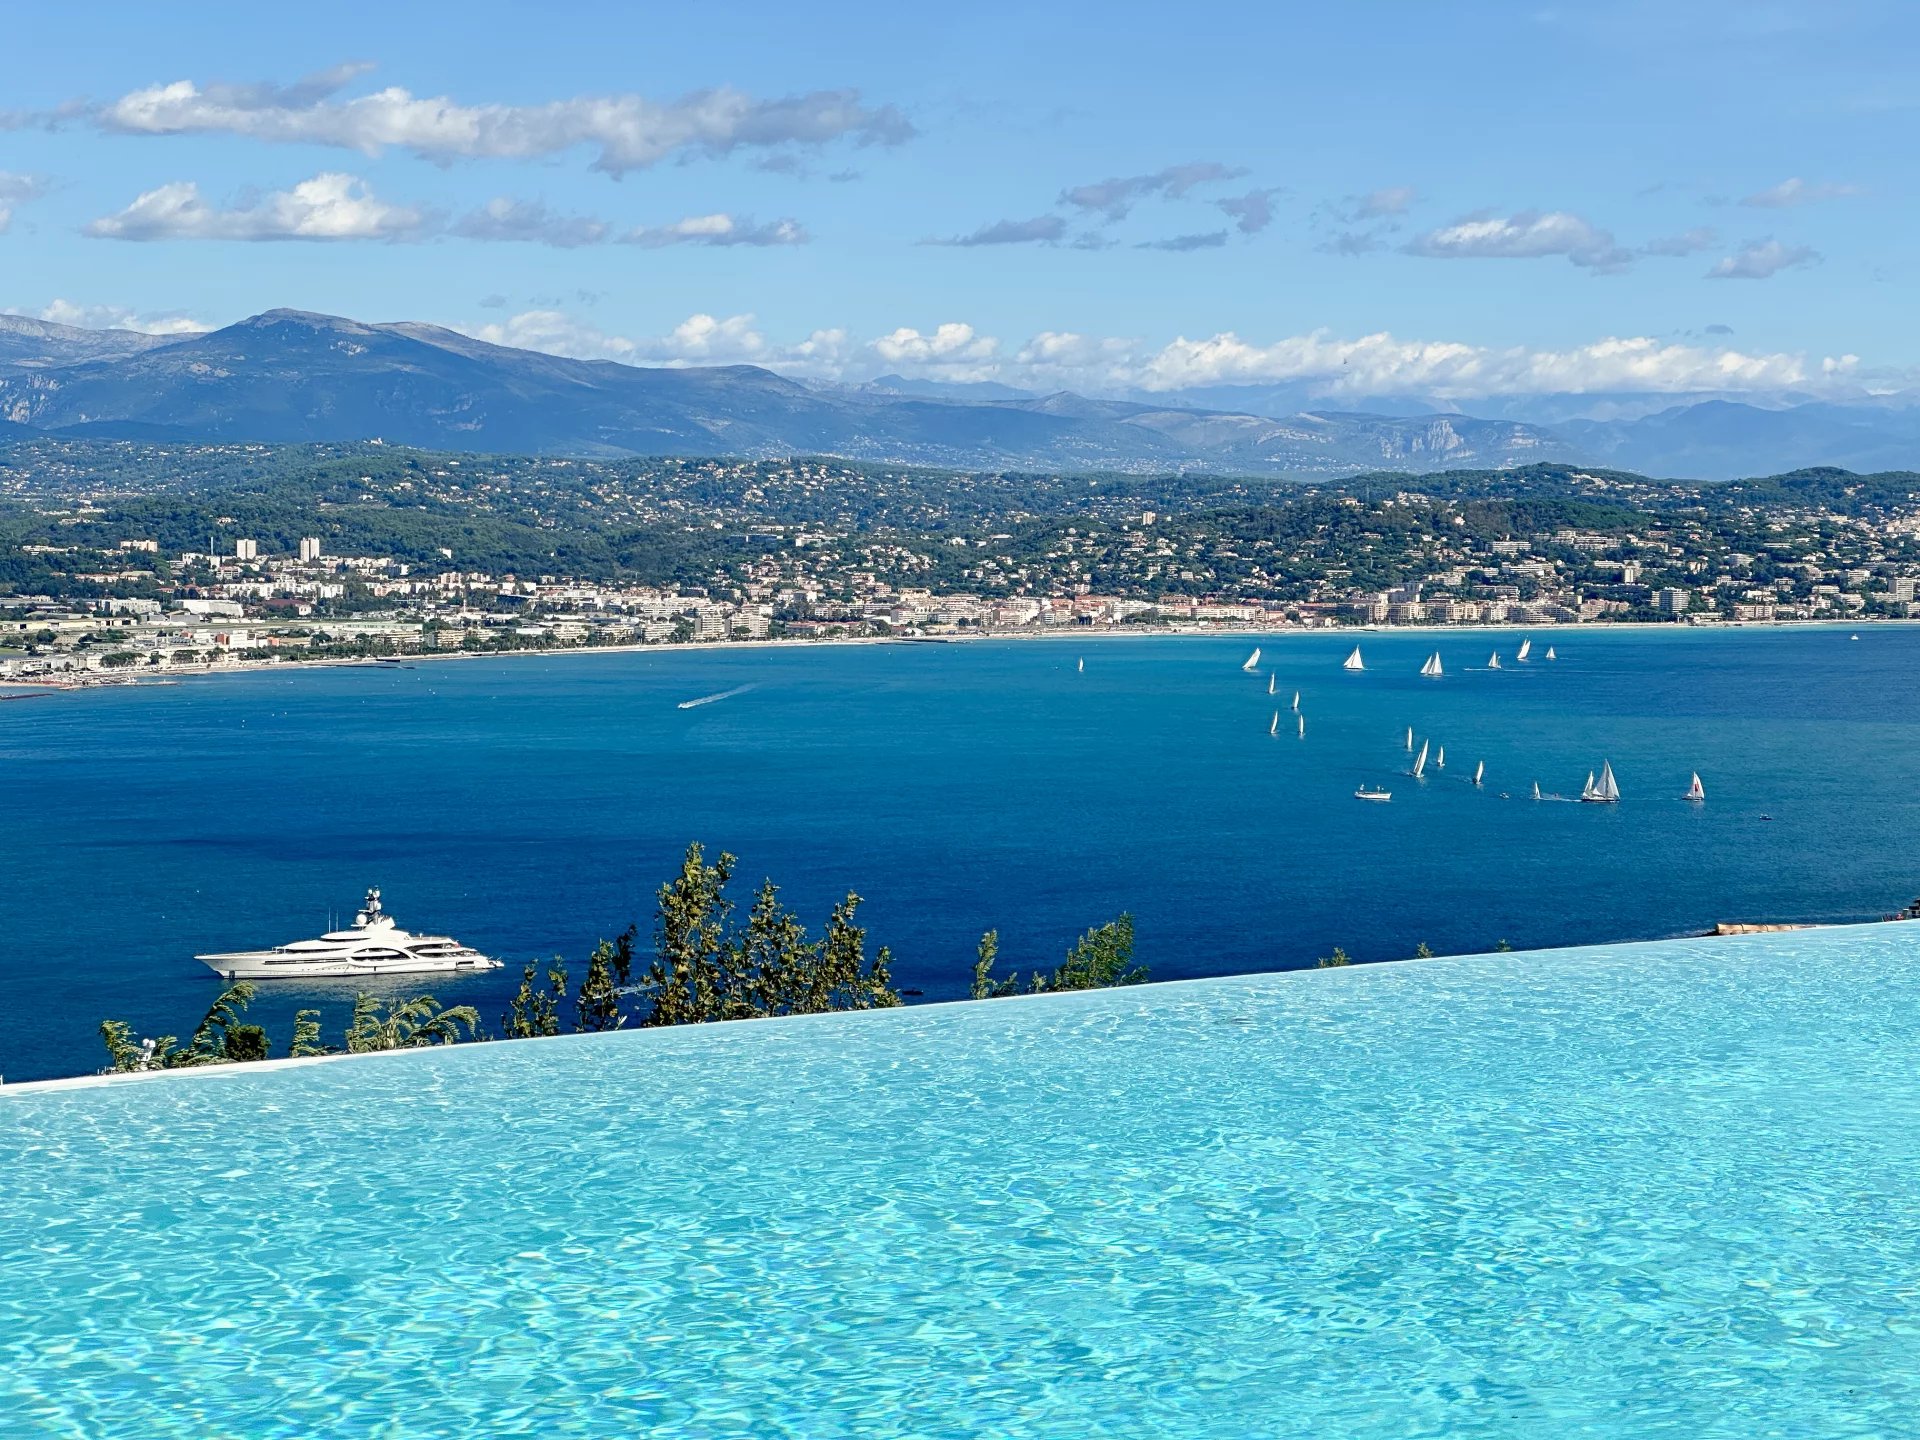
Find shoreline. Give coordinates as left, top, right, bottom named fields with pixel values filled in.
left=5, top=614, right=1912, bottom=694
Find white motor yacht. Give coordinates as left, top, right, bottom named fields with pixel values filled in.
left=197, top=889, right=501, bottom=981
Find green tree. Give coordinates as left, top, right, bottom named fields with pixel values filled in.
left=575, top=928, right=635, bottom=1033
left=503, top=958, right=568, bottom=1039
left=813, top=891, right=901, bottom=1012
left=1413, top=942, right=1434, bottom=959
left=970, top=928, right=1020, bottom=1000
left=737, top=879, right=817, bottom=1016
left=288, top=1009, right=326, bottom=1057
left=346, top=993, right=480, bottom=1052
left=1316, top=947, right=1352, bottom=968
left=1046, top=914, right=1146, bottom=992
left=1494, top=939, right=1514, bottom=953
left=641, top=843, right=737, bottom=1026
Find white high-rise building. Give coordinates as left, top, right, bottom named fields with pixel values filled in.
left=298, top=537, right=323, bottom=562
left=234, top=539, right=258, bottom=561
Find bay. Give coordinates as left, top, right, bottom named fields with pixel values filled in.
left=2, top=625, right=1915, bottom=1082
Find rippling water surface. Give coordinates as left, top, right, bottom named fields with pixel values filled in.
left=5, top=926, right=1920, bottom=1438
left=2, top=626, right=1918, bottom=1082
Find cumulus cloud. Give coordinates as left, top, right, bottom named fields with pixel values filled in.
left=1059, top=161, right=1246, bottom=221
left=617, top=213, right=807, bottom=248
left=1706, top=238, right=1820, bottom=279
left=85, top=172, right=428, bottom=241
left=34, top=299, right=210, bottom=335
left=39, top=64, right=913, bottom=177
left=460, top=305, right=1864, bottom=404
left=1639, top=226, right=1718, bottom=257
left=1405, top=210, right=1631, bottom=272
left=1216, top=186, right=1283, bottom=235
left=0, top=171, right=49, bottom=233
left=923, top=214, right=1068, bottom=247
left=1740, top=177, right=1861, bottom=208
left=450, top=198, right=610, bottom=248
left=1136, top=230, right=1228, bottom=252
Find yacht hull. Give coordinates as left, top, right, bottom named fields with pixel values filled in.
left=196, top=953, right=501, bottom=981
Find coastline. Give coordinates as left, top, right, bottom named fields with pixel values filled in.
left=7, top=613, right=1913, bottom=694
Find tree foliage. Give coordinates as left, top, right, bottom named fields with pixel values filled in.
left=503, top=958, right=569, bottom=1040
left=345, top=993, right=480, bottom=1052
left=970, top=914, right=1148, bottom=997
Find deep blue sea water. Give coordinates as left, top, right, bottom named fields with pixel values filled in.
left=7, top=925, right=1920, bottom=1437
left=2, top=626, right=1917, bottom=1082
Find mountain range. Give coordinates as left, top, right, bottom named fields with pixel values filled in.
left=2, top=308, right=1917, bottom=481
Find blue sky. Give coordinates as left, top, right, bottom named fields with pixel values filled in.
left=1, top=0, right=1913, bottom=401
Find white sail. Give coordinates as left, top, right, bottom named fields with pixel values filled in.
left=1436, top=745, right=1446, bottom=769
left=1597, top=760, right=1620, bottom=803
left=1405, top=726, right=1414, bottom=751
left=1581, top=770, right=1597, bottom=801
left=1532, top=781, right=1542, bottom=800
left=1685, top=772, right=1705, bottom=802
left=1420, top=651, right=1443, bottom=677
left=1297, top=714, right=1305, bottom=738
left=1077, top=657, right=1084, bottom=673
left=1488, top=652, right=1502, bottom=670
left=1412, top=739, right=1429, bottom=778
left=1343, top=646, right=1365, bottom=671
left=1242, top=647, right=1262, bottom=672
left=1267, top=674, right=1276, bottom=695
left=1291, top=690, right=1300, bottom=712
left=1546, top=646, right=1557, bottom=660
left=1270, top=711, right=1279, bottom=736
left=1517, top=639, right=1532, bottom=661
left=1474, top=760, right=1485, bottom=786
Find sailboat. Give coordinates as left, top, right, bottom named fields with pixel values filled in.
left=1516, top=639, right=1532, bottom=662
left=1684, top=772, right=1705, bottom=802
left=1343, top=646, right=1365, bottom=671
left=1077, top=656, right=1084, bottom=673
left=1270, top=711, right=1280, bottom=736
left=1531, top=781, right=1542, bottom=801
left=1487, top=651, right=1502, bottom=670
left=1242, top=648, right=1262, bottom=672
left=1297, top=714, right=1305, bottom=738
left=1581, top=761, right=1621, bottom=804
left=1545, top=646, right=1557, bottom=660
left=1473, top=760, right=1485, bottom=787
left=1405, top=726, right=1414, bottom=752
left=1290, top=690, right=1300, bottom=712
left=1354, top=784, right=1391, bottom=802
left=1420, top=651, right=1443, bottom=677
left=1436, top=745, right=1446, bottom=769
left=1411, top=739, right=1430, bottom=779
left=1267, top=674, right=1276, bottom=696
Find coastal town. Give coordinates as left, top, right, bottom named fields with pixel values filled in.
left=3, top=443, right=1919, bottom=683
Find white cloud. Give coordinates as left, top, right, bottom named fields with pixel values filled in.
left=1706, top=239, right=1820, bottom=280
left=0, top=171, right=50, bottom=233
left=85, top=173, right=428, bottom=241
left=35, top=299, right=211, bottom=335
left=618, top=214, right=807, bottom=248
left=1405, top=210, right=1631, bottom=272
left=1740, top=177, right=1861, bottom=208
left=1060, top=162, right=1246, bottom=221
left=1639, top=226, right=1719, bottom=257
left=924, top=215, right=1067, bottom=247
left=459, top=308, right=1863, bottom=402
left=869, top=322, right=1000, bottom=378
left=1217, top=187, right=1283, bottom=235
left=450, top=198, right=609, bottom=248
left=1337, top=186, right=1416, bottom=221
left=62, top=65, right=912, bottom=177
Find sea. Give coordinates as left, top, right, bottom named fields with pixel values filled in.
left=2, top=625, right=1916, bottom=1082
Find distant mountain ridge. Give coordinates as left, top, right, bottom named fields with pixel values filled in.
left=1, top=308, right=1917, bottom=480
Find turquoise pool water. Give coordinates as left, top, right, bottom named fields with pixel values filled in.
left=6, top=926, right=1920, bottom=1438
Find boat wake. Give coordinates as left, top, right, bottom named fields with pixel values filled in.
left=677, top=684, right=755, bottom=710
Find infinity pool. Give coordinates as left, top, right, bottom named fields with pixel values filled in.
left=6, top=926, right=1920, bottom=1438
